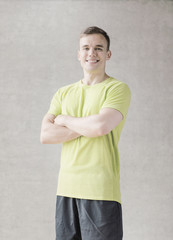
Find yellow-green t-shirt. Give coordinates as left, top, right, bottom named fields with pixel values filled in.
left=48, top=77, right=131, bottom=203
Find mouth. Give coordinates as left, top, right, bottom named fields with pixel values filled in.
left=86, top=60, right=100, bottom=63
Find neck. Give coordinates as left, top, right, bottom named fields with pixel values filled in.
left=82, top=71, right=110, bottom=86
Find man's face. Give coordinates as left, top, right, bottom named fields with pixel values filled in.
left=78, top=34, right=111, bottom=73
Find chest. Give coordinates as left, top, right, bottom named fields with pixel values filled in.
left=61, top=87, right=107, bottom=117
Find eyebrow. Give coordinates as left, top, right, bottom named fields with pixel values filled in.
left=82, top=44, right=104, bottom=48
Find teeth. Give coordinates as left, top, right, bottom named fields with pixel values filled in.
left=87, top=60, right=98, bottom=62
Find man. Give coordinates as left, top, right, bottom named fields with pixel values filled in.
left=40, top=26, right=131, bottom=240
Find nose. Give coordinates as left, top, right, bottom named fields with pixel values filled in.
left=88, top=48, right=96, bottom=57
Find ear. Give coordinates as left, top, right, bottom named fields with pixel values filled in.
left=77, top=50, right=81, bottom=61
left=106, top=50, right=112, bottom=60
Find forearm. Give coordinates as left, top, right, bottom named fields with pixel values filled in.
left=56, top=114, right=104, bottom=138
left=40, top=116, right=81, bottom=144
left=54, top=108, right=123, bottom=138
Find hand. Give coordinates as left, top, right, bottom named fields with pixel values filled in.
left=54, top=115, right=66, bottom=126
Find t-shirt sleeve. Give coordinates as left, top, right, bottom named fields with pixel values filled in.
left=101, top=83, right=131, bottom=119
left=47, top=90, right=61, bottom=116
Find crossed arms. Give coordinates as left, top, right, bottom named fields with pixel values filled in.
left=40, top=108, right=123, bottom=144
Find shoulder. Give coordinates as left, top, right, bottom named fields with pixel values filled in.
left=53, top=80, right=80, bottom=99
left=106, top=77, right=131, bottom=94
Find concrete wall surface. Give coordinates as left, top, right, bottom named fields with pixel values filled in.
left=0, top=0, right=173, bottom=239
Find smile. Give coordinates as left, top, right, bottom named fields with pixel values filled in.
left=86, top=60, right=100, bottom=63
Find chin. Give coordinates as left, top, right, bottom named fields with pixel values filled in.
left=84, top=64, right=100, bottom=70
left=84, top=68, right=99, bottom=73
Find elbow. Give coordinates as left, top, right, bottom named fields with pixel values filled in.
left=97, top=128, right=109, bottom=137
left=40, top=135, right=46, bottom=144
left=96, top=123, right=110, bottom=137
left=40, top=130, right=60, bottom=144
left=40, top=138, right=46, bottom=144
left=40, top=131, right=48, bottom=144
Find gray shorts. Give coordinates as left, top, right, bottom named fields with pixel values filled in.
left=55, top=195, right=123, bottom=240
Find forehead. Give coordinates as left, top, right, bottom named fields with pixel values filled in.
left=79, top=34, right=107, bottom=47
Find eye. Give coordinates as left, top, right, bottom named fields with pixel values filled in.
left=95, top=48, right=103, bottom=51
left=83, top=47, right=89, bottom=50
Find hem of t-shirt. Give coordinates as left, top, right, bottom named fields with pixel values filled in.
left=56, top=193, right=121, bottom=204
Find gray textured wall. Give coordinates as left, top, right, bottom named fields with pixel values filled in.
left=0, top=0, right=173, bottom=239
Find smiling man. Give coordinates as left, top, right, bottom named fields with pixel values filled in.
left=40, top=26, right=131, bottom=240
